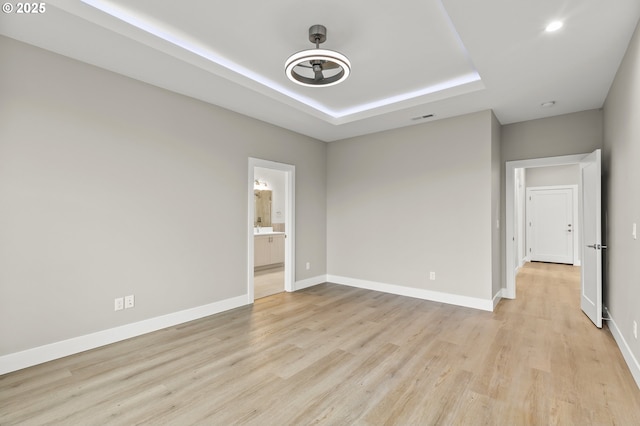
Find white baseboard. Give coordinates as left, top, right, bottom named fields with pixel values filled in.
left=0, top=295, right=248, bottom=376
left=493, top=289, right=507, bottom=309
left=327, top=275, right=493, bottom=312
left=605, top=308, right=640, bottom=389
left=293, top=274, right=327, bottom=291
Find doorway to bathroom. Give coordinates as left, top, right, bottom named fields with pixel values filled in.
left=247, top=158, right=295, bottom=302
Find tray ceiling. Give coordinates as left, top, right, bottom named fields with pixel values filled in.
left=1, top=0, right=639, bottom=141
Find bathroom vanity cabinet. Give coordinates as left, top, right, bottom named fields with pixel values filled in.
left=254, top=233, right=285, bottom=268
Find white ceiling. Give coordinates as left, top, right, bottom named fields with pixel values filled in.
left=2, top=0, right=639, bottom=141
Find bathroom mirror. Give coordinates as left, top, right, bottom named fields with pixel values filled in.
left=254, top=190, right=272, bottom=227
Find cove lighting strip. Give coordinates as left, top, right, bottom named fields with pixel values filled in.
left=81, top=0, right=481, bottom=120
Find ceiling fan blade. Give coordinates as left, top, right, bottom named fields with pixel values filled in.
left=302, top=61, right=339, bottom=70
left=322, top=61, right=340, bottom=70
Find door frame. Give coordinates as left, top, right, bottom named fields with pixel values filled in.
left=505, top=154, right=586, bottom=299
left=248, top=158, right=295, bottom=303
left=525, top=185, right=579, bottom=265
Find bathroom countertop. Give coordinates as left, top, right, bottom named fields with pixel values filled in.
left=253, top=231, right=285, bottom=236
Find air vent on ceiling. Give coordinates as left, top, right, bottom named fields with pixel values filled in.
left=411, top=114, right=435, bottom=121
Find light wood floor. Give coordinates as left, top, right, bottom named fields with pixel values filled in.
left=2, top=262, right=639, bottom=424
left=254, top=265, right=284, bottom=299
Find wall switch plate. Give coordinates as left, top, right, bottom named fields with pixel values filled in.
left=429, top=272, right=436, bottom=280
left=114, top=297, right=124, bottom=311
left=124, top=295, right=135, bottom=309
left=634, top=321, right=638, bottom=340
left=633, top=223, right=637, bottom=240
left=306, top=262, right=310, bottom=270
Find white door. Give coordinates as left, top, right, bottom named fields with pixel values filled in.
left=580, top=149, right=603, bottom=328
left=527, top=187, right=575, bottom=264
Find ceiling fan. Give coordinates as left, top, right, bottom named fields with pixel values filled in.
left=285, top=25, right=351, bottom=87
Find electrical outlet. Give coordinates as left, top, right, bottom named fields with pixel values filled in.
left=124, top=295, right=135, bottom=309
left=429, top=271, right=436, bottom=281
left=634, top=321, right=638, bottom=340
left=306, top=262, right=310, bottom=270
left=114, top=297, right=124, bottom=311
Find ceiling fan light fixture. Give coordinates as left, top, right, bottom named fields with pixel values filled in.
left=285, top=25, right=351, bottom=87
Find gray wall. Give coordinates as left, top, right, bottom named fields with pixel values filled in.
left=327, top=110, right=496, bottom=301
left=603, top=19, right=640, bottom=368
left=0, top=36, right=327, bottom=355
left=502, top=109, right=603, bottom=162
left=526, top=165, right=580, bottom=188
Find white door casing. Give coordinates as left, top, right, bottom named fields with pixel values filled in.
left=526, top=186, right=577, bottom=265
left=580, top=149, right=603, bottom=328
left=505, top=154, right=587, bottom=299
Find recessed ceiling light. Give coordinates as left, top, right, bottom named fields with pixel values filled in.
left=545, top=21, right=563, bottom=32
left=541, top=101, right=556, bottom=108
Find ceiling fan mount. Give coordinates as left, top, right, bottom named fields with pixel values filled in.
left=308, top=24, right=327, bottom=45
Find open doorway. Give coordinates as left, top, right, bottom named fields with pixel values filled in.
left=247, top=158, right=295, bottom=303
left=254, top=166, right=286, bottom=298
left=505, top=153, right=586, bottom=299
left=507, top=150, right=604, bottom=328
